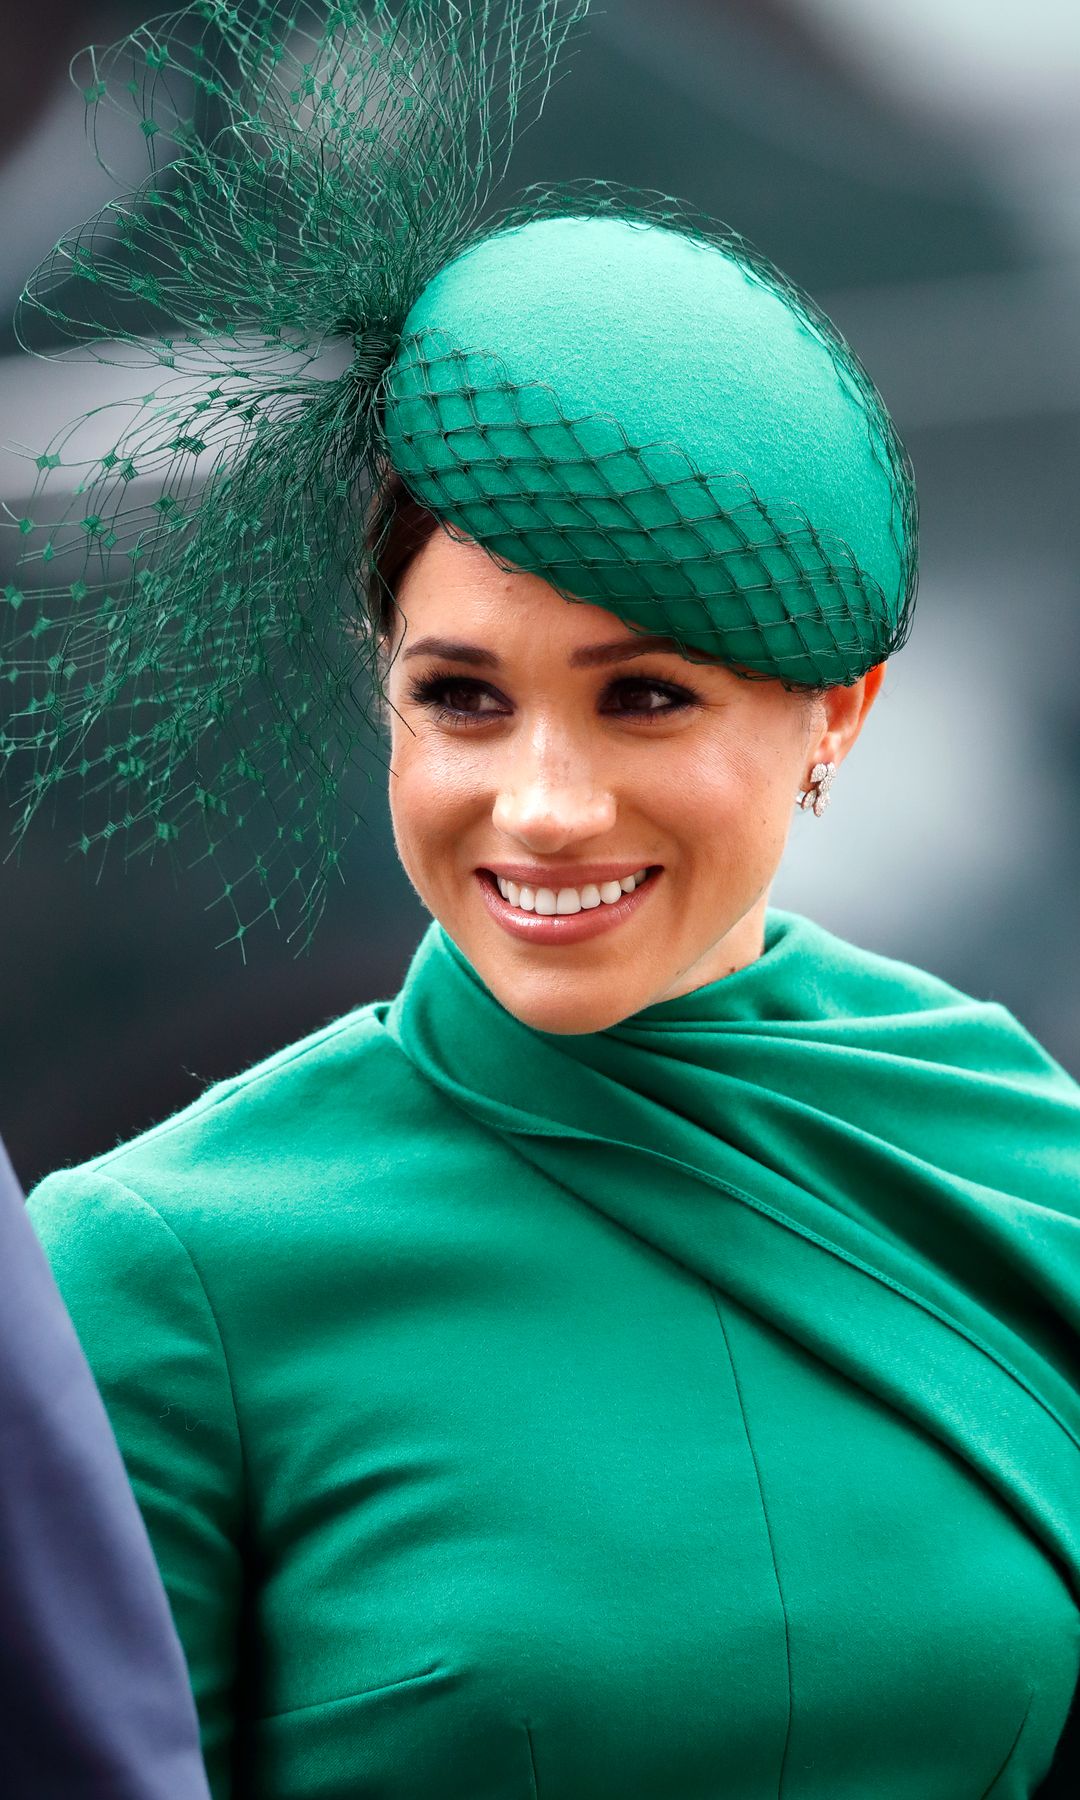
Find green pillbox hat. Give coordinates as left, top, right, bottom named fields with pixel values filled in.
left=385, top=211, right=916, bottom=688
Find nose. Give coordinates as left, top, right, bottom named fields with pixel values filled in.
left=491, top=734, right=616, bottom=852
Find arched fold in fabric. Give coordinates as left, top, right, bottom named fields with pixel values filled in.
left=385, top=908, right=1080, bottom=1610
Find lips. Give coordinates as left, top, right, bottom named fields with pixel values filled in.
left=475, top=866, right=661, bottom=946
left=494, top=868, right=649, bottom=915
left=482, top=862, right=659, bottom=888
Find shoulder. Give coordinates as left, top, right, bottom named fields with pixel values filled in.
left=26, top=996, right=444, bottom=1260
left=770, top=908, right=1079, bottom=1094
left=769, top=907, right=989, bottom=1015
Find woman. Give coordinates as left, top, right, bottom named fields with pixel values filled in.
left=11, top=2, right=1080, bottom=1796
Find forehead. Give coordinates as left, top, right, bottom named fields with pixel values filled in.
left=385, top=528, right=819, bottom=733
left=392, top=526, right=654, bottom=656
left=386, top=529, right=818, bottom=725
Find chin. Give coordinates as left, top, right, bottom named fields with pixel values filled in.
left=485, top=966, right=646, bottom=1037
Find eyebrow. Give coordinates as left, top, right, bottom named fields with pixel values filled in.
left=400, top=632, right=684, bottom=669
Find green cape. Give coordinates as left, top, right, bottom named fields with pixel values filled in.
left=388, top=907, right=1080, bottom=1612
left=24, top=904, right=1080, bottom=1792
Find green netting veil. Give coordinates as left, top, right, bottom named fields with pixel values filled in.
left=1, top=0, right=918, bottom=953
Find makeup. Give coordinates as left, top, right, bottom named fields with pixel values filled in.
left=476, top=866, right=661, bottom=946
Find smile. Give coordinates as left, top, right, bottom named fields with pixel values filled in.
left=497, top=870, right=649, bottom=914
left=476, top=866, right=661, bottom=946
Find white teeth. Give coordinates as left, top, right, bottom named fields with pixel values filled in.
left=493, top=869, right=654, bottom=914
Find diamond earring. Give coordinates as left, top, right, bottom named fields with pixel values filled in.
left=797, top=761, right=837, bottom=817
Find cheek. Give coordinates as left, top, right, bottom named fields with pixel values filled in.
left=387, top=725, right=484, bottom=877
left=659, top=726, right=798, bottom=846
left=652, top=726, right=804, bottom=929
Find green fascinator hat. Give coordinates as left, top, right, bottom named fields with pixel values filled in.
left=1, top=0, right=917, bottom=950
left=385, top=210, right=914, bottom=681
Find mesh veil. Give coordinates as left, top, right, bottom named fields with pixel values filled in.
left=1, top=0, right=917, bottom=954
left=2, top=0, right=589, bottom=951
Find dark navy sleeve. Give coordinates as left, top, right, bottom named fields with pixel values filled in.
left=0, top=1136, right=212, bottom=1799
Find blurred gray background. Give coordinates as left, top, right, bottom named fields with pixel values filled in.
left=2, top=0, right=1078, bottom=1190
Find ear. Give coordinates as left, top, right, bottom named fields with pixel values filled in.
left=807, top=661, right=887, bottom=771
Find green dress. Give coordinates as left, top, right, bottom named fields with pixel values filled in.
left=26, top=910, right=1080, bottom=1798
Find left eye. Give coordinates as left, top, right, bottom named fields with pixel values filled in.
left=406, top=675, right=509, bottom=720
left=602, top=677, right=696, bottom=715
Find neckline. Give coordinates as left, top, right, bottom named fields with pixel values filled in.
left=436, top=906, right=813, bottom=1038
left=628, top=907, right=806, bottom=1027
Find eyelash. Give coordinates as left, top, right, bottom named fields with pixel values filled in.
left=406, top=671, right=701, bottom=727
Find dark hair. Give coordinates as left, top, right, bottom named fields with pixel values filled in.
left=364, top=465, right=442, bottom=642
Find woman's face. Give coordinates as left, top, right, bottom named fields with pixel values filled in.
left=384, top=527, right=882, bottom=1034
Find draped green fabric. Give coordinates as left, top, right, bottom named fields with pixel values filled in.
left=389, top=909, right=1080, bottom=1609
left=26, top=907, right=1080, bottom=1796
